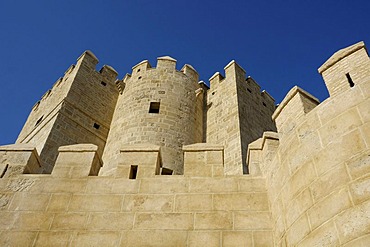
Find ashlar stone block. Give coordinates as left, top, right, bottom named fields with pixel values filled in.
left=0, top=144, right=42, bottom=177
left=117, top=144, right=161, bottom=178
left=183, top=143, right=224, bottom=177
left=52, top=144, right=102, bottom=178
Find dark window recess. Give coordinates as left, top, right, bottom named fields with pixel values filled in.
left=262, top=102, right=267, bottom=107
left=137, top=69, right=141, bottom=72
left=93, top=123, right=100, bottom=129
left=247, top=88, right=252, bottom=93
left=129, top=165, right=138, bottom=179
left=346, top=73, right=355, bottom=87
left=35, top=116, right=44, bottom=126
left=138, top=76, right=142, bottom=79
left=212, top=91, right=216, bottom=95
left=149, top=102, right=160, bottom=113
left=161, top=167, right=173, bottom=175
left=33, top=101, right=40, bottom=111
left=0, top=164, right=8, bottom=178
left=101, top=81, right=107, bottom=86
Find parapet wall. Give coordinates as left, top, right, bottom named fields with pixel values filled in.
left=0, top=143, right=273, bottom=246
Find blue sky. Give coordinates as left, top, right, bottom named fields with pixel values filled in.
left=1, top=0, right=369, bottom=145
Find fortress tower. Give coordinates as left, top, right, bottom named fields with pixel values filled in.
left=100, top=57, right=205, bottom=175
left=206, top=61, right=276, bottom=174
left=15, top=51, right=119, bottom=173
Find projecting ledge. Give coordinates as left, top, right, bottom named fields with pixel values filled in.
left=183, top=143, right=224, bottom=152
left=52, top=144, right=102, bottom=178
left=120, top=144, right=161, bottom=152
left=0, top=144, right=42, bottom=177
left=58, top=143, right=98, bottom=152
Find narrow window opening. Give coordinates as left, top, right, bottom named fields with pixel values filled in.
left=101, top=81, right=107, bottom=86
left=212, top=91, right=216, bottom=95
left=346, top=73, right=355, bottom=87
left=35, top=116, right=44, bottom=126
left=262, top=102, right=267, bottom=107
left=138, top=76, right=142, bottom=80
left=247, top=88, right=252, bottom=93
left=149, top=102, right=160, bottom=113
left=161, top=167, right=173, bottom=175
left=137, top=69, right=141, bottom=72
left=129, top=165, right=138, bottom=179
left=93, top=123, right=100, bottom=129
left=0, top=164, right=9, bottom=178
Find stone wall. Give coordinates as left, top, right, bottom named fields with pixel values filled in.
left=0, top=143, right=273, bottom=247
left=248, top=56, right=370, bottom=245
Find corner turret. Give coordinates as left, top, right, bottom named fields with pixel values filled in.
left=318, top=41, right=370, bottom=97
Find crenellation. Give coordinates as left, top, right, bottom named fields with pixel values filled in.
left=131, top=59, right=152, bottom=75
left=1, top=41, right=370, bottom=246
left=157, top=55, right=177, bottom=70
left=99, top=64, right=118, bottom=81
left=209, top=71, right=225, bottom=87
left=64, top=64, right=75, bottom=75
left=224, top=60, right=246, bottom=81
left=76, top=50, right=99, bottom=68
left=181, top=64, right=199, bottom=81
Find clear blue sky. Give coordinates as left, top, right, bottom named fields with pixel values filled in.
left=1, top=0, right=369, bottom=145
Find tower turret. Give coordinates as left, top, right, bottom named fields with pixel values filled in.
left=100, top=56, right=204, bottom=175
left=318, top=41, right=370, bottom=97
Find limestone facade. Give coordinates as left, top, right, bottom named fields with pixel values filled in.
left=0, top=41, right=369, bottom=246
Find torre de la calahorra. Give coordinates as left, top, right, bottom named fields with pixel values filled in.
left=0, top=41, right=369, bottom=246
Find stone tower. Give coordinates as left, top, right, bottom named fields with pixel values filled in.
left=100, top=56, right=205, bottom=175
left=206, top=61, right=276, bottom=175
left=15, top=51, right=119, bottom=173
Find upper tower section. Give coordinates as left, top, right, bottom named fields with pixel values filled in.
left=318, top=41, right=370, bottom=97
left=101, top=56, right=204, bottom=176
left=206, top=60, right=276, bottom=175
left=16, top=50, right=119, bottom=173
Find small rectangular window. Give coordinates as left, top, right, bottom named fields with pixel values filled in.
left=149, top=102, right=160, bottom=113
left=129, top=165, right=138, bottom=179
left=93, top=123, right=100, bottom=129
left=101, top=81, right=107, bottom=86
left=161, top=167, right=173, bottom=175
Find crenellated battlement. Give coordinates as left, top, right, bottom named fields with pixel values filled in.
left=209, top=60, right=246, bottom=87
left=1, top=42, right=370, bottom=246
left=127, top=56, right=199, bottom=84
